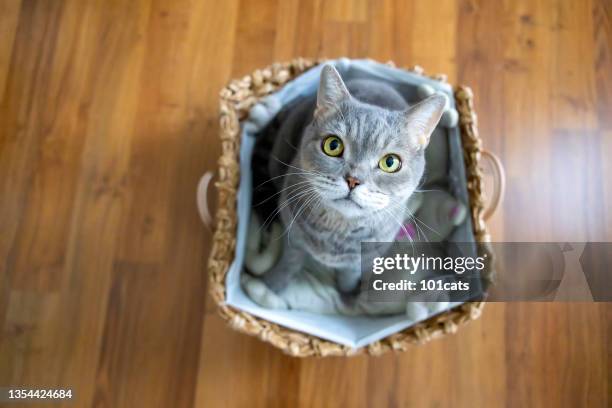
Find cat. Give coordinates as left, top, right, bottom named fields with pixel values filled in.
left=242, top=209, right=452, bottom=319
left=247, top=64, right=446, bottom=301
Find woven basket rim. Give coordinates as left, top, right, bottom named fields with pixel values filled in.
left=207, top=58, right=492, bottom=357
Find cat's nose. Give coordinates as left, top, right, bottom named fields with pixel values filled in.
left=345, top=176, right=361, bottom=190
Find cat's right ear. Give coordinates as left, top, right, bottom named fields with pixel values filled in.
left=315, top=65, right=350, bottom=118
left=403, top=94, right=446, bottom=149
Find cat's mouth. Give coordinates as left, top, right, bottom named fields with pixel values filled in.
left=334, top=196, right=363, bottom=209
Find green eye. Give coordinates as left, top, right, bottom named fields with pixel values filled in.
left=379, top=154, right=401, bottom=173
left=322, top=135, right=344, bottom=157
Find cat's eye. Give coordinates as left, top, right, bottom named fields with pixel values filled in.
left=379, top=154, right=402, bottom=173
left=322, top=135, right=344, bottom=157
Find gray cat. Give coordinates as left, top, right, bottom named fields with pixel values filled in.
left=253, top=65, right=446, bottom=296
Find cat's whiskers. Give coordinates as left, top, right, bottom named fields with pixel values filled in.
left=253, top=171, right=314, bottom=190
left=414, top=188, right=445, bottom=193
left=411, top=220, right=426, bottom=242
left=261, top=191, right=315, bottom=235
left=388, top=195, right=439, bottom=244
left=380, top=199, right=419, bottom=246
left=374, top=203, right=416, bottom=255
left=270, top=187, right=319, bottom=246
left=386, top=201, right=418, bottom=241
left=406, top=206, right=442, bottom=239
left=283, top=190, right=321, bottom=247
left=259, top=185, right=318, bottom=232
left=270, top=186, right=317, bottom=223
left=397, top=221, right=418, bottom=257
left=270, top=155, right=328, bottom=178
left=254, top=179, right=312, bottom=207
left=283, top=137, right=300, bottom=152
left=382, top=203, right=414, bottom=244
left=411, top=216, right=429, bottom=243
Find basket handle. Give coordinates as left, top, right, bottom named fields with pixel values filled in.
left=481, top=150, right=505, bottom=221
left=197, top=171, right=215, bottom=229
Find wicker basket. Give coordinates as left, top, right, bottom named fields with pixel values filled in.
left=204, top=58, right=502, bottom=357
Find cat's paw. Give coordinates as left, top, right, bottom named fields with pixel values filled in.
left=241, top=274, right=289, bottom=310
left=245, top=213, right=283, bottom=276
left=335, top=271, right=361, bottom=295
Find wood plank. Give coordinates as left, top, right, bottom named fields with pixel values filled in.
left=298, top=355, right=368, bottom=407
left=8, top=0, right=92, bottom=292
left=231, top=0, right=278, bottom=76
left=364, top=305, right=507, bottom=407
left=410, top=0, right=458, bottom=83
left=293, top=0, right=324, bottom=58
left=456, top=0, right=507, bottom=239
left=0, top=0, right=65, bottom=333
left=321, top=21, right=368, bottom=59
left=390, top=0, right=415, bottom=67
left=0, top=0, right=22, bottom=102
left=324, top=0, right=367, bottom=22
left=94, top=0, right=239, bottom=407
left=364, top=0, right=396, bottom=63
left=45, top=1, right=153, bottom=405
left=506, top=303, right=609, bottom=407
left=1, top=0, right=152, bottom=406
left=498, top=0, right=556, bottom=241
left=195, top=315, right=301, bottom=408
left=550, top=0, right=598, bottom=130
left=593, top=0, right=612, bottom=129
left=273, top=0, right=300, bottom=60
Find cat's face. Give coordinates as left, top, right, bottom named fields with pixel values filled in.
left=298, top=65, right=446, bottom=218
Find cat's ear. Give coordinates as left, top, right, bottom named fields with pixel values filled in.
left=316, top=65, right=350, bottom=118
left=403, top=94, right=446, bottom=148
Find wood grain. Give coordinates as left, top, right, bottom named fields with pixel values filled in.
left=0, top=0, right=610, bottom=407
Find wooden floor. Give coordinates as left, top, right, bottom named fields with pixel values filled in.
left=1, top=0, right=610, bottom=407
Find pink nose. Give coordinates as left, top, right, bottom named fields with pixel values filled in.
left=346, top=176, right=361, bottom=190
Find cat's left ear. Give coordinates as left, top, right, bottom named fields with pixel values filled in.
left=403, top=94, right=447, bottom=149
left=315, top=64, right=351, bottom=118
